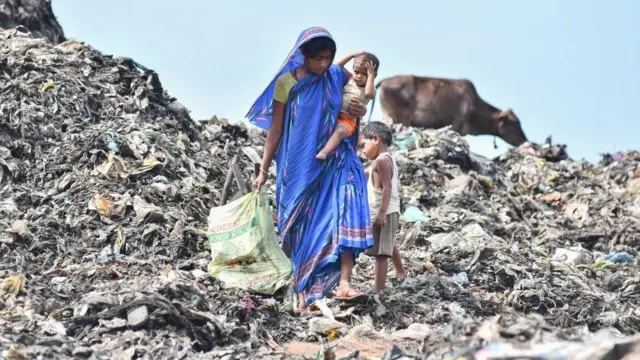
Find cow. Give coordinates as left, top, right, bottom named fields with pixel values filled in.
left=369, top=75, right=528, bottom=147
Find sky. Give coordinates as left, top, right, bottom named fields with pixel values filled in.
left=52, top=1, right=639, bottom=162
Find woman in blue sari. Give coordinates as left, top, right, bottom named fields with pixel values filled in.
left=247, top=27, right=374, bottom=310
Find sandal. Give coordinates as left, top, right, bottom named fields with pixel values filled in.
left=334, top=284, right=369, bottom=303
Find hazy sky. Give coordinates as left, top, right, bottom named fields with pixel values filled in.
left=53, top=1, right=638, bottom=162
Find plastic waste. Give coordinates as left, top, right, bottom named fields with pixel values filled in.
left=393, top=130, right=418, bottom=151
left=403, top=206, right=429, bottom=222
left=446, top=272, right=469, bottom=287
left=473, top=340, right=580, bottom=360
left=592, top=251, right=636, bottom=269
left=602, top=251, right=635, bottom=264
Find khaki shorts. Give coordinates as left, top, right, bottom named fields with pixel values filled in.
left=365, top=212, right=399, bottom=257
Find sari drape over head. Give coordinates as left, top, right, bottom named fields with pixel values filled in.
left=246, top=27, right=373, bottom=304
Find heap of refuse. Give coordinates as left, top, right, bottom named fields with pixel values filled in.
left=343, top=126, right=640, bottom=359
left=0, top=29, right=273, bottom=359
left=2, top=28, right=640, bottom=360
left=0, top=0, right=66, bottom=44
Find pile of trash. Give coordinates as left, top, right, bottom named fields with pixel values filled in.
left=347, top=126, right=640, bottom=358
left=0, top=0, right=66, bottom=44
left=2, top=27, right=640, bottom=360
left=0, top=28, right=274, bottom=359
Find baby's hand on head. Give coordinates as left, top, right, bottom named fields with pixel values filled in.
left=366, top=61, right=376, bottom=76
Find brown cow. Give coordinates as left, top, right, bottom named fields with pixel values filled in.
left=370, top=75, right=528, bottom=147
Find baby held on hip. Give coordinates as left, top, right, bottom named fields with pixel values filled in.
left=316, top=51, right=380, bottom=160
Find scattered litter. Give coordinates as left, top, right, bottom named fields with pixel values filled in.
left=403, top=206, right=429, bottom=222
left=601, top=251, right=635, bottom=264
left=1, top=16, right=640, bottom=360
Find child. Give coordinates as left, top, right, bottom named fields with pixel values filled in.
left=360, top=121, right=405, bottom=292
left=316, top=51, right=379, bottom=160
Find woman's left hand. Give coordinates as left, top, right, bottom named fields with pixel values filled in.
left=347, top=98, right=367, bottom=118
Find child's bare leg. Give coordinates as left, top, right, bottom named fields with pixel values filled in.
left=391, top=245, right=405, bottom=279
left=316, top=125, right=348, bottom=159
left=375, top=256, right=390, bottom=292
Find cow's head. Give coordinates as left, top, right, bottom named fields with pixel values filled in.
left=495, top=109, right=528, bottom=146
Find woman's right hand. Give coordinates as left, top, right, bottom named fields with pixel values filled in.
left=253, top=172, right=268, bottom=191
left=347, top=98, right=367, bottom=118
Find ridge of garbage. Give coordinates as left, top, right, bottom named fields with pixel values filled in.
left=1, top=28, right=640, bottom=360
left=0, top=0, right=66, bottom=44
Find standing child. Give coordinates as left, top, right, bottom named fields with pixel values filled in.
left=360, top=121, right=405, bottom=292
left=316, top=51, right=379, bottom=160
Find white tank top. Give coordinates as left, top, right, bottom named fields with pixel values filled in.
left=367, top=152, right=400, bottom=216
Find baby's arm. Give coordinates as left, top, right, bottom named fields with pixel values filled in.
left=364, top=62, right=376, bottom=100
left=335, top=51, right=362, bottom=67
left=336, top=51, right=362, bottom=78
left=364, top=72, right=376, bottom=100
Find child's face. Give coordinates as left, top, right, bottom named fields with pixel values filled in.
left=360, top=137, right=380, bottom=161
left=352, top=58, right=369, bottom=87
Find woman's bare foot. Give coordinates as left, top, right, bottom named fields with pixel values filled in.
left=294, top=307, right=308, bottom=315
left=294, top=292, right=307, bottom=314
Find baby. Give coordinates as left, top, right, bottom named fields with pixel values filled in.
left=316, top=51, right=379, bottom=160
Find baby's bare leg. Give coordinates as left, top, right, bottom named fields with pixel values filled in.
left=316, top=125, right=348, bottom=160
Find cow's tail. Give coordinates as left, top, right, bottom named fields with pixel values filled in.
left=367, top=80, right=384, bottom=123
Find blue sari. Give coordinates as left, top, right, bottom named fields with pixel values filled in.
left=246, top=27, right=373, bottom=304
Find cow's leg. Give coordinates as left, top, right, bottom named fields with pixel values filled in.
left=451, top=99, right=472, bottom=135
left=378, top=87, right=397, bottom=126
left=381, top=108, right=395, bottom=126
left=452, top=112, right=472, bottom=136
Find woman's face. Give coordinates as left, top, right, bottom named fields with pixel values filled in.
left=304, top=49, right=333, bottom=75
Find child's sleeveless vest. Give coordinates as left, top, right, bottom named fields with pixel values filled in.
left=367, top=152, right=400, bottom=216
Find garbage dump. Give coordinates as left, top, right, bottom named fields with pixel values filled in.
left=0, top=28, right=274, bottom=359
left=2, top=28, right=640, bottom=360
left=0, top=0, right=66, bottom=44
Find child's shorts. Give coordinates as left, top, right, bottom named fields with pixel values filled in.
left=365, top=212, right=399, bottom=257
left=336, top=113, right=357, bottom=136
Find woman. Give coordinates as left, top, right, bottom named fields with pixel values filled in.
left=247, top=27, right=373, bottom=309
